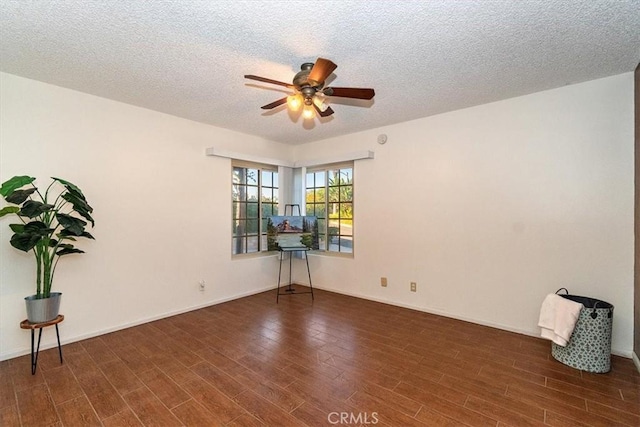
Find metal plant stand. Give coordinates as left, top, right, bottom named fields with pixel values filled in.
left=20, top=314, right=64, bottom=375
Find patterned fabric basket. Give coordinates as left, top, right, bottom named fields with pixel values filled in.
left=551, top=288, right=614, bottom=373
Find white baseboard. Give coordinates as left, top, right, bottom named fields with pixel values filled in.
left=310, top=284, right=633, bottom=358
left=633, top=352, right=640, bottom=373
left=1, top=285, right=277, bottom=361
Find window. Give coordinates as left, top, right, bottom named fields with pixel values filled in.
left=232, top=163, right=278, bottom=255
left=305, top=164, right=353, bottom=253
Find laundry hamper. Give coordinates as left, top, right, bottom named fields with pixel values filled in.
left=551, top=288, right=614, bottom=373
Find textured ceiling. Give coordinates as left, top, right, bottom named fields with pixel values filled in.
left=1, top=1, right=639, bottom=145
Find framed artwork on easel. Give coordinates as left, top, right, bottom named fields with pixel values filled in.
left=267, top=215, right=320, bottom=251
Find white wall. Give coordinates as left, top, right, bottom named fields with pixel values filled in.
left=0, top=73, right=292, bottom=360
left=293, top=73, right=635, bottom=356
left=1, top=72, right=634, bottom=360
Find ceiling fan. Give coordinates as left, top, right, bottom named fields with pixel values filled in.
left=244, top=58, right=375, bottom=119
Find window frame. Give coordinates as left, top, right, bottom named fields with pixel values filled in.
left=232, top=160, right=279, bottom=256
left=305, top=162, right=354, bottom=256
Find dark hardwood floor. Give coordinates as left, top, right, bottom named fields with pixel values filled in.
left=1, top=287, right=639, bottom=426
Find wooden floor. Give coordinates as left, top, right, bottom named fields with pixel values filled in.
left=1, top=287, right=639, bottom=426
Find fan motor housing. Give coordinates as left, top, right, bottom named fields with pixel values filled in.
left=293, top=63, right=324, bottom=90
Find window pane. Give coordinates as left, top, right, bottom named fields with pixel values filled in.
left=232, top=237, right=245, bottom=255
left=233, top=167, right=246, bottom=185
left=315, top=203, right=326, bottom=218
left=247, top=186, right=258, bottom=201
left=232, top=219, right=244, bottom=236
left=272, top=171, right=278, bottom=206
left=246, top=219, right=259, bottom=234
left=318, top=219, right=326, bottom=234
left=306, top=172, right=314, bottom=186
left=233, top=202, right=246, bottom=219
left=339, top=237, right=353, bottom=253
left=315, top=172, right=325, bottom=187
left=262, top=204, right=272, bottom=217
left=246, top=202, right=259, bottom=219
left=262, top=171, right=272, bottom=187
left=328, top=187, right=339, bottom=202
left=341, top=202, right=353, bottom=219
left=306, top=204, right=314, bottom=216
left=247, top=236, right=259, bottom=253
left=262, top=187, right=273, bottom=202
left=247, top=169, right=258, bottom=185
left=340, top=219, right=353, bottom=236
left=232, top=184, right=243, bottom=201
left=328, top=170, right=341, bottom=186
left=315, top=188, right=325, bottom=203
left=340, top=168, right=353, bottom=183
left=305, top=189, right=314, bottom=203
left=328, top=203, right=340, bottom=218
left=328, top=220, right=339, bottom=237
left=340, top=185, right=353, bottom=202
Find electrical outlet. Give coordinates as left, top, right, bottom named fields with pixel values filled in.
left=199, top=280, right=205, bottom=291
left=381, top=277, right=388, bottom=287
left=410, top=282, right=417, bottom=292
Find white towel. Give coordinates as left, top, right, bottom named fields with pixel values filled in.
left=538, top=293, right=583, bottom=347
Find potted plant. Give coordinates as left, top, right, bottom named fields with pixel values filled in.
left=0, top=176, right=95, bottom=322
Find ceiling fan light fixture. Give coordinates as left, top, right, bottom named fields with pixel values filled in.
left=302, top=105, right=316, bottom=120
left=312, top=96, right=329, bottom=113
left=287, top=94, right=302, bottom=111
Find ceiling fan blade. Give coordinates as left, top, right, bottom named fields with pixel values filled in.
left=323, top=87, right=375, bottom=100
left=261, top=97, right=288, bottom=110
left=313, top=103, right=334, bottom=117
left=308, top=58, right=337, bottom=85
left=245, top=75, right=294, bottom=89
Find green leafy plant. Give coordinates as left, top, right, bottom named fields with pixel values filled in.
left=0, top=176, right=95, bottom=299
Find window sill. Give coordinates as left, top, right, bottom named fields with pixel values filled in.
left=232, top=251, right=279, bottom=260
left=308, top=250, right=354, bottom=259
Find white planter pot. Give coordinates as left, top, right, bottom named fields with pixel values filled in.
left=24, top=292, right=62, bottom=323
